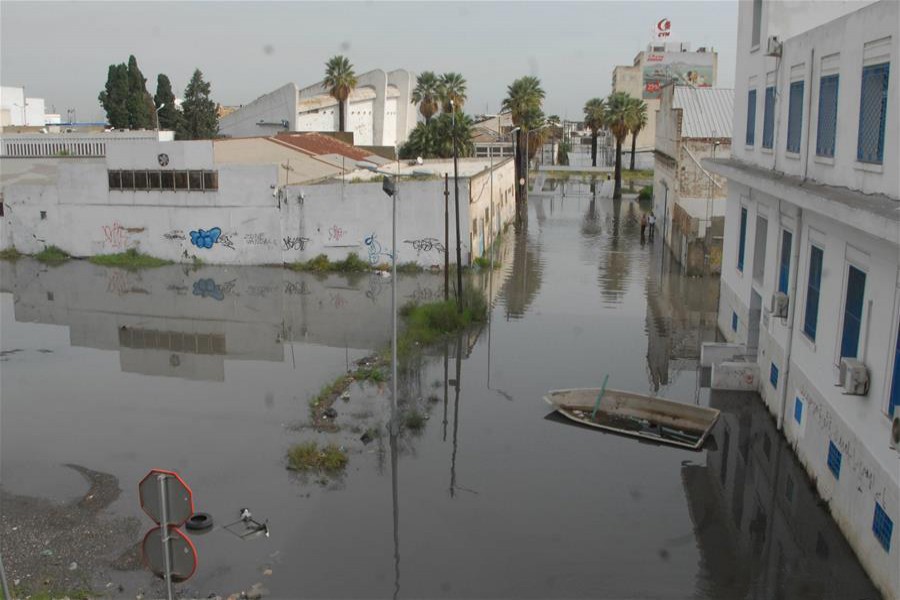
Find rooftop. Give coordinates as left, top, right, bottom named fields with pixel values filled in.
left=272, top=133, right=376, bottom=162
left=337, top=157, right=511, bottom=182
left=673, top=87, right=734, bottom=139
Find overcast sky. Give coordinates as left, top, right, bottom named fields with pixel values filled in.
left=1, top=1, right=738, bottom=123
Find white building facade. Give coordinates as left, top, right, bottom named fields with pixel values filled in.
left=1, top=86, right=53, bottom=128
left=705, top=1, right=898, bottom=597
left=218, top=69, right=417, bottom=147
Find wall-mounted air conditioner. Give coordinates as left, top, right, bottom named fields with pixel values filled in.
left=890, top=414, right=900, bottom=452
left=765, top=36, right=782, bottom=57
left=769, top=292, right=789, bottom=318
left=839, top=358, right=869, bottom=395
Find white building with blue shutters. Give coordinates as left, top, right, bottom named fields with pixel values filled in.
left=704, top=1, right=898, bottom=596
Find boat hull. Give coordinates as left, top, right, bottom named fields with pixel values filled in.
left=543, top=388, right=720, bottom=450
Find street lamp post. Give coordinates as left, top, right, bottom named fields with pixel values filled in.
left=451, top=99, right=463, bottom=311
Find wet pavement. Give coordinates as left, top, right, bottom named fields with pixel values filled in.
left=0, top=178, right=881, bottom=599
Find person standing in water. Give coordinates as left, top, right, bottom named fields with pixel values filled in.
left=648, top=211, right=657, bottom=241
left=640, top=213, right=648, bottom=240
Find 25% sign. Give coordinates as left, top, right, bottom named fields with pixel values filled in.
left=138, top=469, right=199, bottom=599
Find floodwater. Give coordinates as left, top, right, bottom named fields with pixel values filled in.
left=0, top=178, right=881, bottom=599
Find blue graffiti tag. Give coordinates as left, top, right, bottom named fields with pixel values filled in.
left=364, top=233, right=393, bottom=265
left=192, top=278, right=225, bottom=301
left=190, top=227, right=221, bottom=249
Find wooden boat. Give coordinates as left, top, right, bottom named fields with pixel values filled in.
left=543, top=388, right=720, bottom=450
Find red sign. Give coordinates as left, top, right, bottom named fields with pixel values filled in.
left=656, top=18, right=672, bottom=39
left=139, top=469, right=195, bottom=526
left=142, top=526, right=198, bottom=582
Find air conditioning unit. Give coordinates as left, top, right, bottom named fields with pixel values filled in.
left=769, top=292, right=789, bottom=318
left=766, top=36, right=783, bottom=57
left=839, top=358, right=869, bottom=395
left=891, top=414, right=900, bottom=451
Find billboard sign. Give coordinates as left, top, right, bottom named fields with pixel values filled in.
left=642, top=52, right=714, bottom=99
left=654, top=18, right=672, bottom=40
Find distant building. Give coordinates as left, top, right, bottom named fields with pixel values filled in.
left=218, top=69, right=417, bottom=147
left=654, top=85, right=733, bottom=274
left=472, top=113, right=515, bottom=159
left=704, top=1, right=898, bottom=596
left=1, top=130, right=174, bottom=158
left=612, top=42, right=718, bottom=166
left=1, top=86, right=56, bottom=128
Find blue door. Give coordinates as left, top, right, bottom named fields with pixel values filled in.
left=840, top=266, right=866, bottom=358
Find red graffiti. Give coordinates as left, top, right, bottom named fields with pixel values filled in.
left=102, top=222, right=129, bottom=249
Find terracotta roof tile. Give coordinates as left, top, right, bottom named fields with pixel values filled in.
left=272, top=132, right=372, bottom=162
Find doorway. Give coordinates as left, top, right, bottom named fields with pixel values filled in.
left=748, top=290, right=763, bottom=354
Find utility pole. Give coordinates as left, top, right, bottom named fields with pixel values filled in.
left=444, top=174, right=450, bottom=301
left=451, top=100, right=463, bottom=310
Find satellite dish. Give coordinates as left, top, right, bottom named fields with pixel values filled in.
left=416, top=156, right=424, bottom=165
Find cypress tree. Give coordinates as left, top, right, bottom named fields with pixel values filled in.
left=98, top=63, right=129, bottom=128
left=154, top=74, right=182, bottom=131
left=180, top=69, right=218, bottom=140
left=125, top=55, right=153, bottom=129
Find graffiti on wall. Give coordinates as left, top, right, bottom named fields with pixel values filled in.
left=364, top=233, right=392, bottom=265
left=163, top=230, right=186, bottom=241
left=404, top=237, right=445, bottom=256
left=192, top=278, right=225, bottom=301
left=244, top=233, right=272, bottom=246
left=284, top=281, right=310, bottom=296
left=190, top=227, right=221, bottom=249
left=328, top=225, right=345, bottom=242
left=283, top=236, right=310, bottom=251
left=102, top=222, right=143, bottom=249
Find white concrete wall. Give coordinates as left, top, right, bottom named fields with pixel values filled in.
left=734, top=0, right=897, bottom=197
left=467, top=158, right=516, bottom=259
left=348, top=97, right=375, bottom=145
left=218, top=83, right=297, bottom=138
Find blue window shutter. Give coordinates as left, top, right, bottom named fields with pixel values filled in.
left=857, top=63, right=890, bottom=164
left=840, top=266, right=866, bottom=359
left=770, top=363, right=779, bottom=389
left=787, top=81, right=804, bottom=153
left=827, top=441, right=842, bottom=479
left=890, top=326, right=900, bottom=418
left=816, top=75, right=839, bottom=157
left=732, top=311, right=739, bottom=332
left=778, top=230, right=792, bottom=294
left=763, top=87, right=776, bottom=149
left=746, top=90, right=757, bottom=146
left=873, top=502, right=893, bottom=552
left=794, top=397, right=803, bottom=424
left=738, top=208, right=748, bottom=271
left=804, top=245, right=823, bottom=340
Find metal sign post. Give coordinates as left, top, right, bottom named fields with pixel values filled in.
left=158, top=473, right=174, bottom=600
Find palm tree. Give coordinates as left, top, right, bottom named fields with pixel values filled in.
left=502, top=76, right=545, bottom=224
left=323, top=55, right=357, bottom=133
left=412, top=71, right=441, bottom=124
left=438, top=72, right=467, bottom=113
left=625, top=98, right=648, bottom=171
left=604, top=91, right=631, bottom=200
left=583, top=97, right=606, bottom=167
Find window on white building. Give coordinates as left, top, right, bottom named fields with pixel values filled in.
left=803, top=245, right=824, bottom=340
left=816, top=75, right=839, bottom=157
left=746, top=90, right=757, bottom=146
left=753, top=215, right=768, bottom=283
left=857, top=62, right=890, bottom=164
left=839, top=265, right=866, bottom=359
left=786, top=81, right=804, bottom=153
left=762, top=87, right=776, bottom=149
left=751, top=0, right=763, bottom=48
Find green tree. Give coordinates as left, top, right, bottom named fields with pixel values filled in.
left=583, top=97, right=606, bottom=167
left=323, top=55, right=358, bottom=133
left=604, top=91, right=632, bottom=200
left=154, top=74, right=182, bottom=131
left=98, top=63, right=129, bottom=128
left=625, top=98, right=648, bottom=171
left=125, top=55, right=153, bottom=129
left=501, top=76, right=545, bottom=224
left=179, top=69, right=218, bottom=140
left=411, top=71, right=441, bottom=124
left=438, top=72, right=467, bottom=113
left=398, top=113, right=474, bottom=159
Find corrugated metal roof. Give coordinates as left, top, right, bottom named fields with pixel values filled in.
left=673, top=87, right=734, bottom=139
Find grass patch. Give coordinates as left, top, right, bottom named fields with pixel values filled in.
left=287, top=441, right=348, bottom=473
left=403, top=410, right=426, bottom=431
left=397, top=261, right=423, bottom=273
left=356, top=366, right=386, bottom=383
left=35, top=245, right=70, bottom=263
left=472, top=256, right=499, bottom=270
left=399, top=286, right=487, bottom=355
left=638, top=185, right=653, bottom=201
left=289, top=252, right=370, bottom=273
left=0, top=246, right=23, bottom=260
left=10, top=586, right=93, bottom=600
left=89, top=248, right=172, bottom=269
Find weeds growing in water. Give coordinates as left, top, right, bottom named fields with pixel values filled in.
left=287, top=441, right=348, bottom=473
left=89, top=248, right=172, bottom=269
left=288, top=252, right=370, bottom=273
left=355, top=366, right=385, bottom=383
left=398, top=285, right=487, bottom=356
left=35, top=245, right=70, bottom=263
left=0, top=246, right=23, bottom=260
left=396, top=261, right=423, bottom=273
left=403, top=410, right=426, bottom=431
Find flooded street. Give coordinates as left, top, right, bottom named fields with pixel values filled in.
left=1, top=179, right=881, bottom=599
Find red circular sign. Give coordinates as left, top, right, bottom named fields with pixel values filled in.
left=141, top=525, right=198, bottom=583
left=138, top=469, right=195, bottom=526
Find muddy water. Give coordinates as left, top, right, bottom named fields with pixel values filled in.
left=0, top=181, right=880, bottom=599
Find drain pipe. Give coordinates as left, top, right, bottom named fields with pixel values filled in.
left=777, top=205, right=801, bottom=430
